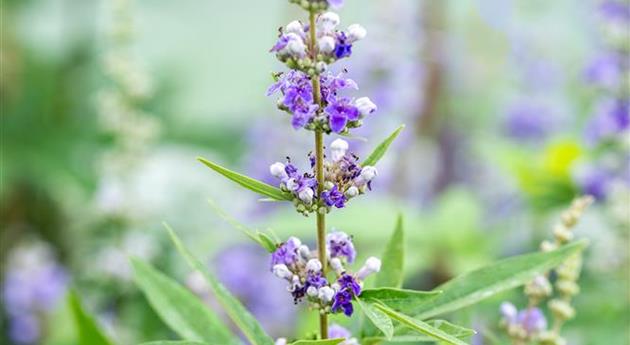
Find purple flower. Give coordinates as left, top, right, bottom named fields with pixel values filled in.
left=214, top=244, right=296, bottom=336
left=322, top=185, right=346, bottom=208
left=331, top=274, right=361, bottom=316
left=331, top=290, right=354, bottom=316
left=329, top=324, right=352, bottom=339
left=599, top=0, right=630, bottom=22
left=334, top=32, right=353, bottom=59
left=326, top=231, right=356, bottom=263
left=305, top=271, right=328, bottom=289
left=270, top=237, right=301, bottom=268
left=328, top=0, right=344, bottom=9
left=9, top=315, right=40, bottom=345
left=584, top=53, right=624, bottom=89
left=338, top=274, right=361, bottom=296
left=503, top=102, right=553, bottom=141
left=326, top=98, right=360, bottom=133
left=516, top=307, right=547, bottom=333
left=585, top=98, right=629, bottom=144
left=577, top=166, right=611, bottom=200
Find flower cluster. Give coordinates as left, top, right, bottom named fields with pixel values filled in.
left=268, top=70, right=376, bottom=133
left=500, top=196, right=593, bottom=345
left=268, top=11, right=377, bottom=134
left=287, top=0, right=344, bottom=12
left=269, top=139, right=378, bottom=215
left=270, top=231, right=380, bottom=317
left=271, top=13, right=366, bottom=74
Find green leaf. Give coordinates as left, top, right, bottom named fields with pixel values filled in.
left=68, top=291, right=115, bottom=345
left=375, top=214, right=405, bottom=288
left=414, top=240, right=588, bottom=320
left=374, top=304, right=468, bottom=345
left=290, top=339, right=346, bottom=345
left=140, top=340, right=210, bottom=345
left=206, top=200, right=278, bottom=253
left=361, top=125, right=405, bottom=166
left=166, top=225, right=275, bottom=345
left=357, top=297, right=394, bottom=340
left=361, top=320, right=477, bottom=345
left=130, top=259, right=238, bottom=345
left=362, top=320, right=475, bottom=344
left=198, top=157, right=291, bottom=201
left=360, top=288, right=442, bottom=315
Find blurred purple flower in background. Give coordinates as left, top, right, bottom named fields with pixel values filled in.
left=2, top=241, right=69, bottom=344
left=503, top=101, right=555, bottom=141
left=328, top=324, right=359, bottom=345
left=585, top=98, right=629, bottom=145
left=584, top=52, right=625, bottom=90
left=213, top=244, right=296, bottom=337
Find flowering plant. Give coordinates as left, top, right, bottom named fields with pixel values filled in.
left=67, top=1, right=592, bottom=345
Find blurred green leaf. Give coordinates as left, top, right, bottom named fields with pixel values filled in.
left=360, top=288, right=442, bottom=315
left=198, top=157, right=292, bottom=201
left=290, top=339, right=346, bottom=345
left=375, top=214, right=405, bottom=288
left=357, top=297, right=394, bottom=340
left=414, top=240, right=588, bottom=320
left=206, top=200, right=278, bottom=252
left=166, top=224, right=276, bottom=345
left=374, top=304, right=468, bottom=345
left=68, top=291, right=114, bottom=345
left=361, top=125, right=405, bottom=166
left=130, top=259, right=238, bottom=344
left=362, top=319, right=475, bottom=344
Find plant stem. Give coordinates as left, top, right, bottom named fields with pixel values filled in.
left=309, top=9, right=329, bottom=340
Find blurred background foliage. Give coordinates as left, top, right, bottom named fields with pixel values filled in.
left=1, top=0, right=628, bottom=344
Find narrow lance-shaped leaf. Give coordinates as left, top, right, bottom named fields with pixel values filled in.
left=68, top=291, right=115, bottom=345
left=130, top=258, right=238, bottom=345
left=362, top=320, right=475, bottom=345
left=414, top=240, right=588, bottom=320
left=166, top=224, right=276, bottom=345
left=375, top=214, right=405, bottom=288
left=290, top=339, right=346, bottom=345
left=361, top=125, right=405, bottom=166
left=198, top=157, right=292, bottom=201
left=206, top=200, right=278, bottom=253
left=357, top=297, right=394, bottom=340
left=360, top=288, right=441, bottom=315
left=374, top=304, right=468, bottom=345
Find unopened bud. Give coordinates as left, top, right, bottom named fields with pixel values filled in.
left=347, top=24, right=367, bottom=42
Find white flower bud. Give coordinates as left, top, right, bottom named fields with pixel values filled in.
left=306, top=286, right=319, bottom=297
left=345, top=186, right=359, bottom=198
left=272, top=264, right=293, bottom=280
left=318, top=35, right=336, bottom=54
left=286, top=35, right=306, bottom=57
left=287, top=236, right=302, bottom=247
left=356, top=256, right=381, bottom=280
left=360, top=166, right=378, bottom=182
left=316, top=61, right=328, bottom=74
left=306, top=258, right=323, bottom=272
left=329, top=257, right=344, bottom=274
left=275, top=338, right=288, bottom=345
left=298, top=245, right=311, bottom=260
left=270, top=162, right=287, bottom=179
left=317, top=12, right=340, bottom=34
left=347, top=24, right=367, bottom=42
left=500, top=302, right=518, bottom=322
left=285, top=20, right=303, bottom=35
left=330, top=138, right=349, bottom=162
left=298, top=187, right=314, bottom=204
left=355, top=97, right=377, bottom=116
left=318, top=286, right=335, bottom=303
